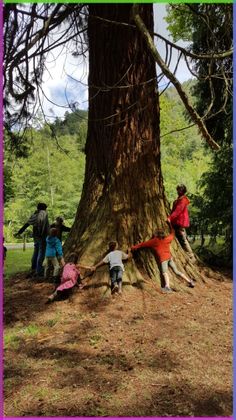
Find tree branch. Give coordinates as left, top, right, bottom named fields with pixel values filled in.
left=154, top=31, right=233, bottom=60
left=132, top=4, right=220, bottom=151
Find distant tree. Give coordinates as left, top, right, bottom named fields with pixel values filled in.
left=4, top=128, right=85, bottom=241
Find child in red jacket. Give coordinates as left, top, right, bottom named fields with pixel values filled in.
left=131, top=224, right=194, bottom=292
left=167, top=184, right=195, bottom=261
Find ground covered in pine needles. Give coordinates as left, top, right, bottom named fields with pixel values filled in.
left=4, top=266, right=232, bottom=417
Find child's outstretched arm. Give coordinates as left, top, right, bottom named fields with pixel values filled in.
left=131, top=237, right=156, bottom=251
left=166, top=219, right=175, bottom=234
left=77, top=263, right=94, bottom=271
left=92, top=259, right=106, bottom=271
left=127, top=248, right=132, bottom=259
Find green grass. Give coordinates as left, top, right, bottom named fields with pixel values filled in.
left=4, top=332, right=21, bottom=350
left=191, top=237, right=228, bottom=255
left=45, top=312, right=62, bottom=328
left=89, top=334, right=102, bottom=347
left=4, top=324, right=40, bottom=350
left=4, top=248, right=32, bottom=278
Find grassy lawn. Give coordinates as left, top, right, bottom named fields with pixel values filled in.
left=4, top=248, right=32, bottom=278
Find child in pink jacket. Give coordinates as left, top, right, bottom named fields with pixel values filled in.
left=47, top=252, right=92, bottom=302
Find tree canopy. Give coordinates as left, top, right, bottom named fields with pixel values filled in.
left=4, top=4, right=232, bottom=149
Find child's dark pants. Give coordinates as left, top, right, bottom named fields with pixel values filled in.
left=109, top=266, right=123, bottom=289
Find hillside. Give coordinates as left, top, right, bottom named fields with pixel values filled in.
left=4, top=267, right=232, bottom=417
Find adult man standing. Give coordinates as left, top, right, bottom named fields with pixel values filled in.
left=16, top=203, right=49, bottom=278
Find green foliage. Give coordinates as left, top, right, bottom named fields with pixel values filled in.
left=165, top=5, right=194, bottom=42
left=160, top=87, right=212, bottom=204
left=189, top=144, right=233, bottom=260
left=4, top=120, right=86, bottom=241
left=50, top=108, right=87, bottom=152
left=4, top=159, right=14, bottom=203
left=4, top=129, right=33, bottom=203
left=166, top=4, right=233, bottom=261
left=199, top=145, right=232, bottom=229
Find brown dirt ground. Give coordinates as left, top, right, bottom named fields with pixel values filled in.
left=4, top=267, right=232, bottom=417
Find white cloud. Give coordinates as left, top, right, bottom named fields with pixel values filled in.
left=40, top=45, right=89, bottom=120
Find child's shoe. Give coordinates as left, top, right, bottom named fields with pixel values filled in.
left=26, top=270, right=36, bottom=279
left=161, top=287, right=173, bottom=293
left=188, top=281, right=195, bottom=288
left=46, top=293, right=56, bottom=304
left=111, top=283, right=118, bottom=294
left=118, top=283, right=122, bottom=295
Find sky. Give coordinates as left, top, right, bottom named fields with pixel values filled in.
left=41, top=4, right=192, bottom=121
left=153, top=4, right=191, bottom=87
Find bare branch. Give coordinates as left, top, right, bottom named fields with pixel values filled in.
left=153, top=31, right=233, bottom=60
left=132, top=4, right=220, bottom=151
left=161, top=124, right=195, bottom=139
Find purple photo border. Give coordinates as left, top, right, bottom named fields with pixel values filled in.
left=233, top=2, right=235, bottom=420
left=1, top=0, right=4, bottom=418
left=0, top=417, right=233, bottom=420
left=0, top=2, right=234, bottom=420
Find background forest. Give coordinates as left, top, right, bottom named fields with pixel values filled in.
left=3, top=82, right=204, bottom=229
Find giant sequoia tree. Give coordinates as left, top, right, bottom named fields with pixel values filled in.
left=65, top=5, right=170, bottom=278
left=4, top=4, right=233, bottom=289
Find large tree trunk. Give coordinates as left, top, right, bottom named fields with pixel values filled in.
left=64, top=4, right=198, bottom=291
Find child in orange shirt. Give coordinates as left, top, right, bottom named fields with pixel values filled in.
left=131, top=224, right=194, bottom=292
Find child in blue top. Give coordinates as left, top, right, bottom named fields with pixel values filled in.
left=44, top=228, right=65, bottom=281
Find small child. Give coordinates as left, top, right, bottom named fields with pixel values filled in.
left=93, top=241, right=131, bottom=295
left=50, top=216, right=71, bottom=242
left=47, top=252, right=92, bottom=302
left=44, top=228, right=65, bottom=282
left=131, top=223, right=194, bottom=293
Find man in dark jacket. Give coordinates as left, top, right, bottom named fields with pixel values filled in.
left=16, top=203, right=49, bottom=277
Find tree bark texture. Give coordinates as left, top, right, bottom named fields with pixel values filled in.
left=64, top=4, right=199, bottom=291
